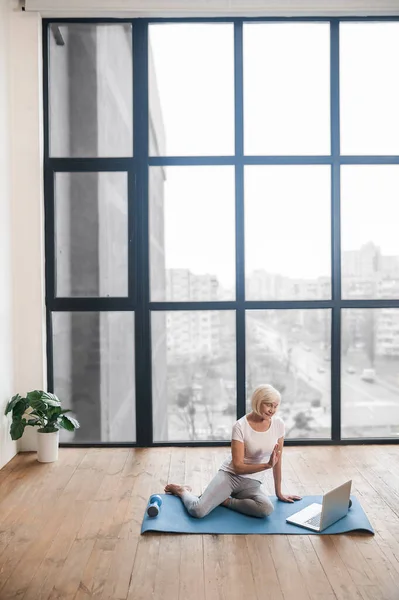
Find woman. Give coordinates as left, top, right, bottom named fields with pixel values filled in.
left=165, top=384, right=301, bottom=518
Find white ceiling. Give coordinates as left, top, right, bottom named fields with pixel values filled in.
left=23, top=0, right=399, bottom=18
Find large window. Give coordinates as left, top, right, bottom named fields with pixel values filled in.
left=44, top=18, right=399, bottom=445
left=243, top=23, right=330, bottom=155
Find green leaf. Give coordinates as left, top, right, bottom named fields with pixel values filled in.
left=26, top=390, right=43, bottom=404
left=29, top=398, right=47, bottom=412
left=47, top=406, right=62, bottom=418
left=67, top=415, right=80, bottom=429
left=27, top=411, right=42, bottom=421
left=5, top=394, right=22, bottom=415
left=26, top=418, right=40, bottom=426
left=41, top=392, right=61, bottom=406
left=59, top=415, right=80, bottom=432
left=13, top=400, right=29, bottom=418
left=10, top=420, right=25, bottom=440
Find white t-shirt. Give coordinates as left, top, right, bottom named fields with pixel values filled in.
left=219, top=415, right=285, bottom=483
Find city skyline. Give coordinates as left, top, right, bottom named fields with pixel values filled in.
left=155, top=163, right=399, bottom=286
left=161, top=240, right=399, bottom=299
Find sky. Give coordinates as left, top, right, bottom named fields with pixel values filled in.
left=149, top=21, right=399, bottom=287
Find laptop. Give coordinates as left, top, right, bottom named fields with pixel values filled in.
left=286, top=480, right=352, bottom=532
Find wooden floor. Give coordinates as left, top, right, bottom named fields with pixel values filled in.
left=0, top=446, right=399, bottom=600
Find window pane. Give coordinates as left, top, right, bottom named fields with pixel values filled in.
left=341, top=166, right=399, bottom=300
left=342, top=309, right=399, bottom=438
left=55, top=172, right=128, bottom=298
left=150, top=167, right=235, bottom=301
left=149, top=24, right=234, bottom=156
left=246, top=310, right=331, bottom=439
left=152, top=311, right=236, bottom=442
left=245, top=166, right=331, bottom=300
left=340, top=23, right=399, bottom=155
left=53, top=312, right=135, bottom=442
left=244, top=23, right=330, bottom=155
left=49, top=23, right=133, bottom=157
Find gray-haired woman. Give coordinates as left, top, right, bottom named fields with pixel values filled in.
left=165, top=384, right=301, bottom=518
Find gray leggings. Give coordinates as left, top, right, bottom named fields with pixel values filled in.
left=180, top=470, right=274, bottom=519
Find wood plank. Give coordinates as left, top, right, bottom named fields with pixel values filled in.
left=185, top=447, right=203, bottom=496
left=125, top=447, right=173, bottom=600
left=0, top=445, right=398, bottom=600
left=0, top=452, right=25, bottom=486
left=201, top=446, right=216, bottom=489
left=179, top=447, right=205, bottom=600
left=245, top=535, right=284, bottom=600
left=354, top=534, right=399, bottom=600
left=151, top=447, right=184, bottom=600
left=310, top=535, right=364, bottom=600
left=288, top=535, right=336, bottom=600
left=341, top=446, right=399, bottom=586
left=345, top=446, right=399, bottom=519
left=219, top=535, right=259, bottom=600
left=179, top=534, right=205, bottom=600
left=21, top=449, right=114, bottom=600
left=45, top=449, right=120, bottom=600
left=0, top=453, right=39, bottom=507
left=268, top=535, right=311, bottom=600
left=0, top=451, right=82, bottom=544
left=73, top=450, right=131, bottom=600
left=307, top=447, right=388, bottom=599
left=203, top=535, right=226, bottom=600
left=0, top=448, right=87, bottom=598
left=99, top=448, right=156, bottom=600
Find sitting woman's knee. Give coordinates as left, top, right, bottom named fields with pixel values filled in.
left=188, top=502, right=207, bottom=519
left=258, top=500, right=274, bottom=517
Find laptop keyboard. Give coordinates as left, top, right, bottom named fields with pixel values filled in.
left=305, top=513, right=321, bottom=528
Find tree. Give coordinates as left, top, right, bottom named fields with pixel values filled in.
left=175, top=354, right=222, bottom=440
left=176, top=388, right=197, bottom=440
left=364, top=310, right=376, bottom=367
left=285, top=410, right=314, bottom=437
left=293, top=411, right=311, bottom=430
left=286, top=347, right=292, bottom=373
left=341, top=318, right=353, bottom=356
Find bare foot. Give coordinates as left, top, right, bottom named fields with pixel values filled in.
left=164, top=483, right=192, bottom=497
left=221, top=498, right=230, bottom=507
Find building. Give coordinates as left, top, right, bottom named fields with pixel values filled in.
left=45, top=23, right=169, bottom=442
left=343, top=243, right=399, bottom=358
left=165, top=269, right=221, bottom=359
left=166, top=268, right=219, bottom=302
left=246, top=269, right=330, bottom=300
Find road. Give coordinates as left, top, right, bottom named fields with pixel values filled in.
left=248, top=315, right=399, bottom=434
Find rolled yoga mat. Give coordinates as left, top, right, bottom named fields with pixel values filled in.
left=141, top=494, right=374, bottom=535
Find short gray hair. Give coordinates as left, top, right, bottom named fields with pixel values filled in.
left=251, top=384, right=281, bottom=416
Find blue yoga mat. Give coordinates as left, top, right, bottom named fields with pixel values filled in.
left=141, top=494, right=374, bottom=535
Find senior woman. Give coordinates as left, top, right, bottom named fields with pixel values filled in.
left=165, top=384, right=301, bottom=518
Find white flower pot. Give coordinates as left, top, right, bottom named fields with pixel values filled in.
left=37, top=430, right=59, bottom=463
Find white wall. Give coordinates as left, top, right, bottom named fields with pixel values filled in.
left=0, top=0, right=16, bottom=469
left=0, top=1, right=46, bottom=463
left=10, top=5, right=46, bottom=452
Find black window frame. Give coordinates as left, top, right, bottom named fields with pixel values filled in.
left=43, top=16, right=399, bottom=447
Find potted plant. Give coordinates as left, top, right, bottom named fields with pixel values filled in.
left=4, top=390, right=79, bottom=463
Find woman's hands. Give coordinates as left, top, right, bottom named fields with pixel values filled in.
left=270, top=435, right=301, bottom=502
left=266, top=444, right=280, bottom=469
left=277, top=493, right=302, bottom=503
